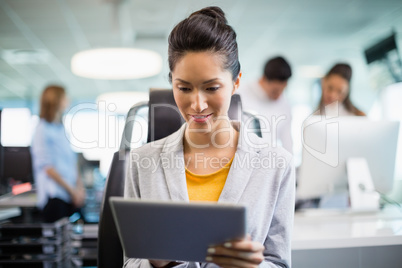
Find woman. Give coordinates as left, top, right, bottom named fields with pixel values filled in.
left=31, top=85, right=86, bottom=223
left=317, top=63, right=365, bottom=116
left=125, top=7, right=295, bottom=268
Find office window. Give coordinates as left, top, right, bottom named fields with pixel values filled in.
left=1, top=108, right=38, bottom=147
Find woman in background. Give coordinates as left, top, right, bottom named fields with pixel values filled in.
left=31, top=85, right=85, bottom=223
left=317, top=63, right=365, bottom=116
left=297, top=63, right=366, bottom=210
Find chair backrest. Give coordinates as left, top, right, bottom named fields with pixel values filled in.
left=147, top=89, right=184, bottom=143
left=97, top=151, right=126, bottom=268
left=97, top=89, right=243, bottom=267
left=97, top=103, right=147, bottom=268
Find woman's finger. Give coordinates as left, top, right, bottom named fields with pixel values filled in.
left=222, top=239, right=265, bottom=252
left=207, top=246, right=264, bottom=264
left=206, top=254, right=260, bottom=268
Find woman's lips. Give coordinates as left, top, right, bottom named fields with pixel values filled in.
left=190, top=114, right=212, bottom=123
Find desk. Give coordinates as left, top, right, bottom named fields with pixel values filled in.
left=0, top=190, right=37, bottom=222
left=292, top=207, right=402, bottom=268
left=0, top=207, right=21, bottom=221
left=0, top=190, right=37, bottom=207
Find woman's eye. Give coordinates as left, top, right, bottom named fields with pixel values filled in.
left=178, top=87, right=191, bottom=92
left=207, top=87, right=219, bottom=91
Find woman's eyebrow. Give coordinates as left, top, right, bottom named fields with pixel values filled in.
left=174, top=78, right=190, bottom=84
left=174, top=78, right=220, bottom=84
left=202, top=78, right=220, bottom=84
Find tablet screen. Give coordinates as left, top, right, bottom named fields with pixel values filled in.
left=110, top=197, right=247, bottom=262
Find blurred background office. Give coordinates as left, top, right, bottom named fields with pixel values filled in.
left=1, top=0, right=402, bottom=218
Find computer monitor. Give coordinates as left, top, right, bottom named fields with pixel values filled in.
left=0, top=108, right=36, bottom=195
left=297, top=116, right=400, bottom=199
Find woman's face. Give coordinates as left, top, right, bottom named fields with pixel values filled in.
left=321, top=74, right=349, bottom=106
left=172, top=51, right=240, bottom=132
left=59, top=94, right=68, bottom=113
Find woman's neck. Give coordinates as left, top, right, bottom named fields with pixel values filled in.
left=183, top=120, right=238, bottom=154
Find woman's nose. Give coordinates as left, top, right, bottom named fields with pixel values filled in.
left=325, top=90, right=336, bottom=103
left=330, top=92, right=340, bottom=102
left=190, top=91, right=208, bottom=112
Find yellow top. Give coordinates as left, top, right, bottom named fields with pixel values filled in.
left=186, top=158, right=233, bottom=202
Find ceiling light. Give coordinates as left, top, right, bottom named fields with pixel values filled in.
left=71, top=48, right=163, bottom=80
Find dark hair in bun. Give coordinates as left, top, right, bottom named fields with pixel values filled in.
left=325, top=63, right=352, bottom=83
left=168, top=6, right=240, bottom=82
left=189, top=6, right=227, bottom=24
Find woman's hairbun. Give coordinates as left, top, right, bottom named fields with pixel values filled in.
left=189, top=6, right=227, bottom=24
left=168, top=6, right=240, bottom=82
left=326, top=63, right=352, bottom=82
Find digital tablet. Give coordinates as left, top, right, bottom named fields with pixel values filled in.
left=109, top=197, right=247, bottom=262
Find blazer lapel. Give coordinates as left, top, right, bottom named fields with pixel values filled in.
left=161, top=151, right=189, bottom=202
left=160, top=124, right=189, bottom=202
left=218, top=123, right=259, bottom=204
left=218, top=148, right=257, bottom=204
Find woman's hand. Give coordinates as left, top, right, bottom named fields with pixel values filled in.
left=71, top=187, right=86, bottom=208
left=149, top=260, right=182, bottom=268
left=206, top=235, right=264, bottom=268
left=45, top=167, right=86, bottom=208
left=149, top=260, right=171, bottom=268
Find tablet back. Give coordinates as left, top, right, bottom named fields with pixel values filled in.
left=109, top=197, right=246, bottom=262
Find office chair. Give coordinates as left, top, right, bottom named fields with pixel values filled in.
left=97, top=89, right=243, bottom=268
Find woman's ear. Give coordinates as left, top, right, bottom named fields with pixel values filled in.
left=232, top=72, right=242, bottom=95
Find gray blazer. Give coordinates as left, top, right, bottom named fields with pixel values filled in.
left=124, top=123, right=295, bottom=268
